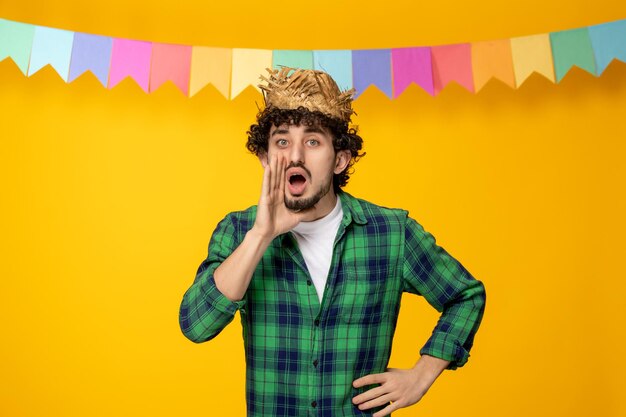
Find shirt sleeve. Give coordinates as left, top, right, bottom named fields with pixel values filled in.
left=402, top=216, right=486, bottom=370
left=179, top=213, right=247, bottom=343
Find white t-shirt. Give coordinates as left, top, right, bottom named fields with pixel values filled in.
left=290, top=197, right=343, bottom=302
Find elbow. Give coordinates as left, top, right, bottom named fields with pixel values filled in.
left=178, top=279, right=238, bottom=344
left=182, top=332, right=212, bottom=344
left=179, top=304, right=211, bottom=344
left=451, top=278, right=486, bottom=314
left=471, top=280, right=487, bottom=325
left=179, top=316, right=202, bottom=343
left=182, top=332, right=205, bottom=344
left=179, top=316, right=217, bottom=344
left=469, top=279, right=486, bottom=314
left=178, top=304, right=223, bottom=344
left=477, top=280, right=486, bottom=308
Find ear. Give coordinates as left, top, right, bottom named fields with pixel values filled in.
left=333, top=150, right=351, bottom=174
left=258, top=152, right=269, bottom=168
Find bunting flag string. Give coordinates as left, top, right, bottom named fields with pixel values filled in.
left=1, top=16, right=626, bottom=100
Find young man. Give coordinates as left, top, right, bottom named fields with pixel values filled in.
left=179, top=67, right=486, bottom=417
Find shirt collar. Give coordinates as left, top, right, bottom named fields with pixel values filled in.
left=337, top=190, right=368, bottom=226
left=277, top=191, right=367, bottom=248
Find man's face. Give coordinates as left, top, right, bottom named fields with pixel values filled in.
left=266, top=123, right=348, bottom=212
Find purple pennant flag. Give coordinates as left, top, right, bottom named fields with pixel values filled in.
left=391, top=47, right=434, bottom=97
left=352, top=49, right=392, bottom=98
left=69, top=33, right=113, bottom=86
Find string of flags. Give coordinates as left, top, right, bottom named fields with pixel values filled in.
left=1, top=17, right=625, bottom=99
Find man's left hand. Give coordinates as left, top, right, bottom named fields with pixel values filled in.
left=352, top=355, right=450, bottom=417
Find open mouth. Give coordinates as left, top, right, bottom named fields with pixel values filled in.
left=287, top=173, right=307, bottom=196
left=289, top=174, right=306, bottom=186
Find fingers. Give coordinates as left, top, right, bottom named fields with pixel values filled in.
left=352, top=385, right=387, bottom=405
left=271, top=154, right=287, bottom=194
left=260, top=153, right=269, bottom=168
left=353, top=368, right=425, bottom=417
left=269, top=153, right=278, bottom=193
left=353, top=372, right=386, bottom=388
left=372, top=401, right=400, bottom=417
left=261, top=155, right=271, bottom=197
left=278, top=155, right=286, bottom=197
left=357, top=392, right=394, bottom=412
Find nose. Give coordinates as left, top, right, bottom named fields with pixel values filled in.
left=288, top=141, right=304, bottom=164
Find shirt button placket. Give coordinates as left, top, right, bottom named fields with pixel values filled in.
left=309, top=315, right=321, bottom=416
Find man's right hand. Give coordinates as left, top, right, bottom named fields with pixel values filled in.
left=253, top=154, right=305, bottom=240
left=214, top=154, right=306, bottom=302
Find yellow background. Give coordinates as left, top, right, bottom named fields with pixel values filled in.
left=1, top=1, right=625, bottom=416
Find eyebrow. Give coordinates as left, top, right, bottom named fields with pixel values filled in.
left=303, top=126, right=327, bottom=135
left=270, top=128, right=289, bottom=137
left=270, top=126, right=328, bottom=137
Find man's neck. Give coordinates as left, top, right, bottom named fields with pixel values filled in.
left=298, top=191, right=339, bottom=222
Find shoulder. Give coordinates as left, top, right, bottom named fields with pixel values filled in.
left=216, top=205, right=258, bottom=236
left=342, top=192, right=409, bottom=225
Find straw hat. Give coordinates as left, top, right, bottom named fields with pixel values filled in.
left=258, top=67, right=356, bottom=123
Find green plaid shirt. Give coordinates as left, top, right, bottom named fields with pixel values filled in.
left=179, top=191, right=486, bottom=417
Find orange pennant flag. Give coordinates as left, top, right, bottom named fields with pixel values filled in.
left=471, top=39, right=516, bottom=91
left=189, top=47, right=232, bottom=98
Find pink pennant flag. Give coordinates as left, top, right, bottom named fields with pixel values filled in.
left=431, top=43, right=474, bottom=94
left=108, top=38, right=152, bottom=92
left=149, top=43, right=192, bottom=95
left=391, top=47, right=434, bottom=97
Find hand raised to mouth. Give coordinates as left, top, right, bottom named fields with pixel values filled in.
left=253, top=154, right=309, bottom=240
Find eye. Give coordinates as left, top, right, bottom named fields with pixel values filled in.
left=276, top=139, right=288, bottom=147
left=306, top=139, right=320, bottom=146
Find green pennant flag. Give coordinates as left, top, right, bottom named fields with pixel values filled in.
left=0, top=19, right=36, bottom=75
left=550, top=27, right=597, bottom=82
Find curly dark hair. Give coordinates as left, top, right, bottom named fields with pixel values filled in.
left=246, top=106, right=365, bottom=192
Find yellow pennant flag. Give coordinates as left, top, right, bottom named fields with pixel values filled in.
left=230, top=48, right=273, bottom=99
left=510, top=34, right=555, bottom=86
left=189, top=47, right=232, bottom=98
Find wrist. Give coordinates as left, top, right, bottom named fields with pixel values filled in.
left=414, top=354, right=450, bottom=373
left=410, top=355, right=449, bottom=388
left=247, top=226, right=276, bottom=245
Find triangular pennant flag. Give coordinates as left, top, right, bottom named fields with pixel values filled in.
left=149, top=43, right=192, bottom=95
left=0, top=19, right=35, bottom=75
left=69, top=33, right=113, bottom=86
left=2, top=17, right=626, bottom=100
left=189, top=47, right=232, bottom=98
left=352, top=49, right=392, bottom=98
left=588, top=19, right=626, bottom=75
left=273, top=50, right=314, bottom=70
left=313, top=50, right=353, bottom=91
left=431, top=44, right=474, bottom=94
left=28, top=26, right=74, bottom=81
left=391, top=47, right=434, bottom=97
left=510, top=34, right=555, bottom=86
left=471, top=39, right=516, bottom=91
left=230, top=48, right=272, bottom=99
left=108, top=39, right=152, bottom=92
left=550, top=28, right=597, bottom=82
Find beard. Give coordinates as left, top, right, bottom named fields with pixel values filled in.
left=284, top=175, right=333, bottom=212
